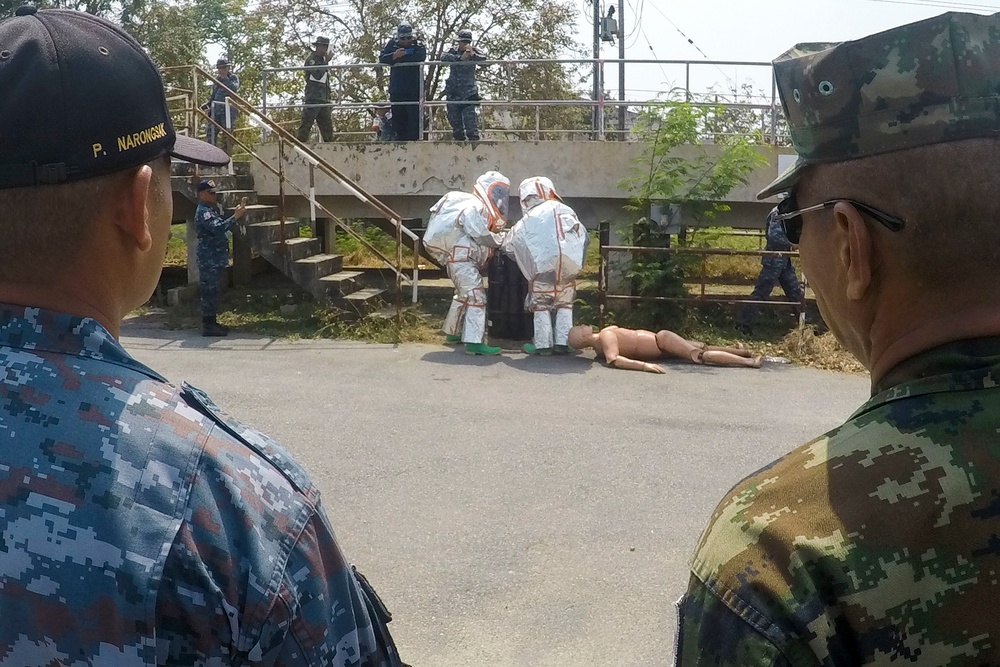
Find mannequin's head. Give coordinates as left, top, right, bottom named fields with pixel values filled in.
left=568, top=325, right=596, bottom=350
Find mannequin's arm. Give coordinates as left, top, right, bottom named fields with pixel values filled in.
left=610, top=356, right=666, bottom=374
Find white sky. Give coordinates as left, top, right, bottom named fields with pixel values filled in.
left=578, top=0, right=1000, bottom=101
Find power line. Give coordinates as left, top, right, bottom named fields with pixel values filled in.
left=638, top=23, right=670, bottom=82
left=863, top=0, right=1000, bottom=9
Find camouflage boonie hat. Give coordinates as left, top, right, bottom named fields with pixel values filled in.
left=759, top=11, right=1000, bottom=200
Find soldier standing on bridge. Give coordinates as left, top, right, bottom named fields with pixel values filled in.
left=737, top=203, right=803, bottom=334
left=203, top=57, right=240, bottom=154
left=441, top=29, right=487, bottom=141
left=195, top=179, right=246, bottom=336
left=297, top=36, right=333, bottom=142
left=0, top=7, right=403, bottom=666
left=379, top=23, right=427, bottom=141
left=677, top=11, right=1000, bottom=666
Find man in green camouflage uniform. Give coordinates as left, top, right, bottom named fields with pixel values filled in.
left=678, top=11, right=1000, bottom=666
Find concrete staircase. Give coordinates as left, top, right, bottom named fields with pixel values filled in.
left=170, top=161, right=385, bottom=314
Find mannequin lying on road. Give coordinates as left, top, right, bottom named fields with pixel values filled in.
left=567, top=325, right=762, bottom=374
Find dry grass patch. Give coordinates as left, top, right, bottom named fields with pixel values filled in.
left=761, top=326, right=867, bottom=374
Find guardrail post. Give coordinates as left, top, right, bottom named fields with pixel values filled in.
left=598, top=221, right=609, bottom=326
left=685, top=62, right=691, bottom=102
left=770, top=73, right=778, bottom=144
left=277, top=135, right=287, bottom=255
left=418, top=62, right=425, bottom=141
left=597, top=60, right=606, bottom=140
left=699, top=252, right=707, bottom=298
left=308, top=163, right=316, bottom=238
left=261, top=72, right=268, bottom=144
left=412, top=241, right=419, bottom=304
left=225, top=97, right=234, bottom=174
left=535, top=105, right=541, bottom=140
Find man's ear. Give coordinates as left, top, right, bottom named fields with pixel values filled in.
left=112, top=165, right=154, bottom=253
left=832, top=201, right=873, bottom=301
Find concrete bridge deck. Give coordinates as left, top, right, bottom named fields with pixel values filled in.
left=250, top=141, right=796, bottom=230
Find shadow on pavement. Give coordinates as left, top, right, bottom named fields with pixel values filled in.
left=420, top=349, right=505, bottom=366
left=500, top=354, right=590, bottom=375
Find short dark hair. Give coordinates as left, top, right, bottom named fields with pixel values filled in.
left=0, top=158, right=170, bottom=283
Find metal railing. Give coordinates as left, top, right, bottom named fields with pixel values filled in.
left=257, top=57, right=788, bottom=143
left=162, top=65, right=422, bottom=332
left=598, top=244, right=807, bottom=326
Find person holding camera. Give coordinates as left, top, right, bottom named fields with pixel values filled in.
left=379, top=23, right=427, bottom=141
left=297, top=36, right=334, bottom=142
left=195, top=179, right=246, bottom=337
left=441, top=29, right=487, bottom=141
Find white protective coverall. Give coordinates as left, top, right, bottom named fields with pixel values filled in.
left=505, top=177, right=588, bottom=349
left=422, top=171, right=510, bottom=344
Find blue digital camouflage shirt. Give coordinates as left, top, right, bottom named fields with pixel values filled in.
left=0, top=304, right=389, bottom=666
left=677, top=337, right=1000, bottom=666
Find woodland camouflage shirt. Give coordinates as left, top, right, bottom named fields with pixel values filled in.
left=677, top=336, right=1000, bottom=666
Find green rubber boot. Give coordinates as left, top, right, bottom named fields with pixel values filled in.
left=465, top=342, right=502, bottom=356
left=522, top=343, right=552, bottom=356
left=445, top=334, right=462, bottom=343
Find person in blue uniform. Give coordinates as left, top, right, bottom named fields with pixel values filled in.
left=203, top=57, right=240, bottom=153
left=378, top=23, right=427, bottom=141
left=194, top=179, right=246, bottom=336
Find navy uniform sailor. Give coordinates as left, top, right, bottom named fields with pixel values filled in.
left=194, top=178, right=246, bottom=337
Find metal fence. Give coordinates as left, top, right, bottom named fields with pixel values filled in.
left=252, top=57, right=788, bottom=144
left=597, top=244, right=808, bottom=326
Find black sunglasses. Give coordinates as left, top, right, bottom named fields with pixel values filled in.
left=774, top=193, right=905, bottom=244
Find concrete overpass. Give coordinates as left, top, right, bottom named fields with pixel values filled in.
left=250, top=141, right=797, bottom=231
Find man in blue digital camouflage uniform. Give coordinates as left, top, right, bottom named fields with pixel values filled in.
left=441, top=29, right=486, bottom=141
left=0, top=7, right=402, bottom=667
left=379, top=23, right=427, bottom=141
left=195, top=178, right=246, bottom=337
left=737, top=204, right=803, bottom=334
left=678, top=11, right=1000, bottom=667
left=203, top=57, right=240, bottom=153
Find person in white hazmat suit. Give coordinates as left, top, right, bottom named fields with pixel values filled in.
left=504, top=176, right=588, bottom=355
left=423, top=171, right=510, bottom=356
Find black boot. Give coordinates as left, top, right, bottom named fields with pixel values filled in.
left=202, top=316, right=228, bottom=337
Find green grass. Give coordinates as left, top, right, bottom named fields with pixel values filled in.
left=164, top=226, right=187, bottom=266
left=335, top=223, right=417, bottom=268
left=165, top=288, right=439, bottom=343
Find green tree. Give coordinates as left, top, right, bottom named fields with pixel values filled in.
left=616, top=98, right=766, bottom=327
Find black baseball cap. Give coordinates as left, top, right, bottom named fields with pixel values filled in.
left=0, top=6, right=229, bottom=190
left=197, top=178, right=217, bottom=192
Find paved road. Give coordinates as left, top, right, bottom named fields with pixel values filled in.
left=121, top=321, right=870, bottom=667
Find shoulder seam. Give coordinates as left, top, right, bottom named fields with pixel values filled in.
left=689, top=567, right=793, bottom=660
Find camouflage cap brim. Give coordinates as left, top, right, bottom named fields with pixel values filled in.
left=757, top=158, right=807, bottom=200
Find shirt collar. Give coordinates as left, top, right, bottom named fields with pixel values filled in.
left=853, top=337, right=1000, bottom=419
left=0, top=303, right=166, bottom=382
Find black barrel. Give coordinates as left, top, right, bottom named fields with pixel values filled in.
left=487, top=253, right=533, bottom=340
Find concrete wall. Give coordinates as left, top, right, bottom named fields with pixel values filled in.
left=251, top=141, right=797, bottom=229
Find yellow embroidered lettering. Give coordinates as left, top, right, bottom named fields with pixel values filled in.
left=92, top=143, right=103, bottom=158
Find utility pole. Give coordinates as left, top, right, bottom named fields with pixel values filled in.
left=617, top=0, right=625, bottom=138
left=592, top=0, right=600, bottom=138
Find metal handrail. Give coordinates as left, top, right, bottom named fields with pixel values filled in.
left=259, top=56, right=785, bottom=143
left=163, top=65, right=421, bottom=330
